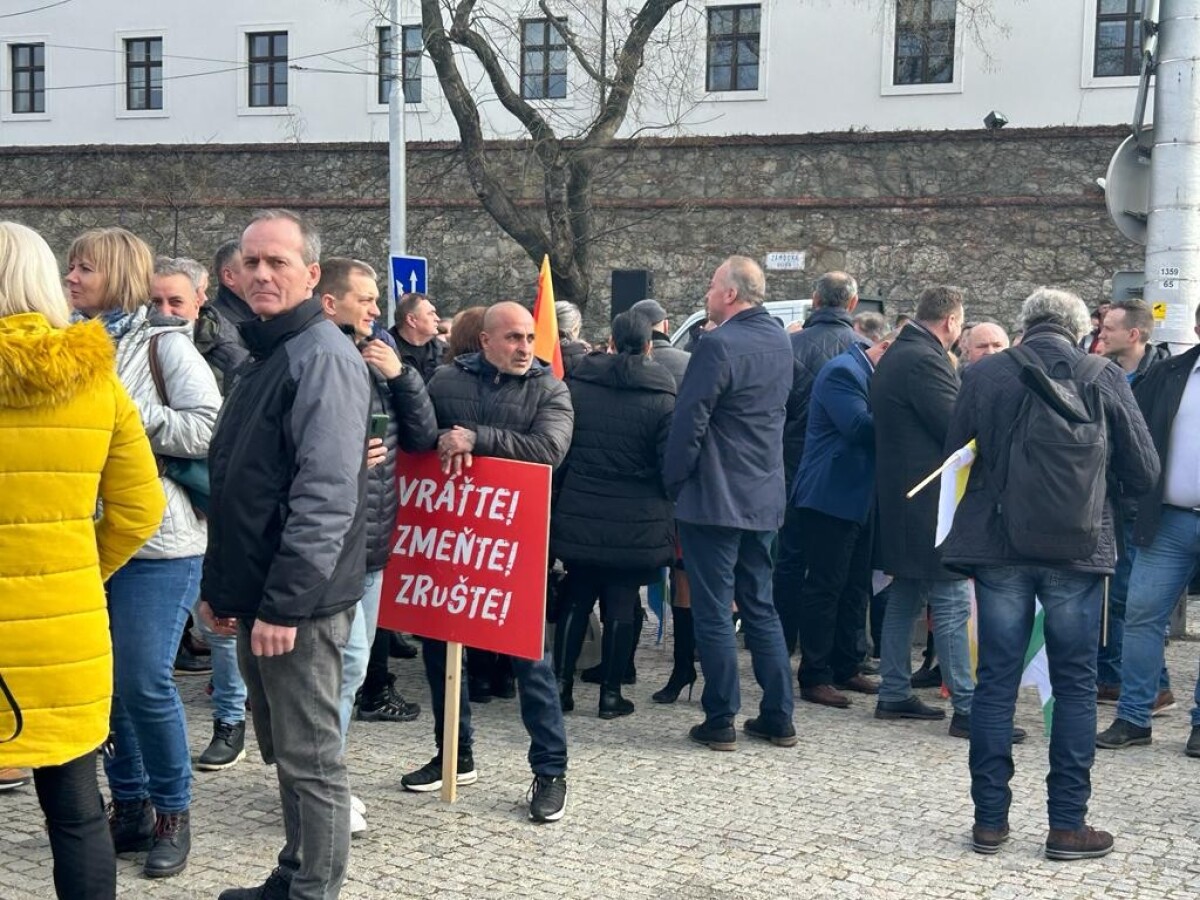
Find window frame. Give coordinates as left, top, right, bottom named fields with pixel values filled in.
left=519, top=16, right=569, bottom=102
left=1081, top=0, right=1144, bottom=89
left=247, top=30, right=288, bottom=108
left=880, top=0, right=964, bottom=97
left=238, top=25, right=293, bottom=116
left=114, top=30, right=169, bottom=119
left=705, top=4, right=762, bottom=95
left=10, top=41, right=45, bottom=115
left=1, top=34, right=49, bottom=121
left=124, top=36, right=164, bottom=113
left=375, top=24, right=423, bottom=108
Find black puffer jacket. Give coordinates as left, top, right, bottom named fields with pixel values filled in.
left=194, top=305, right=249, bottom=395
left=389, top=332, right=445, bottom=384
left=551, top=352, right=676, bottom=571
left=561, top=339, right=591, bottom=376
left=364, top=363, right=438, bottom=570
left=940, top=324, right=1159, bottom=575
left=426, top=352, right=573, bottom=467
left=783, top=307, right=860, bottom=490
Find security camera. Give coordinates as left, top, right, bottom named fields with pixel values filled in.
left=983, top=110, right=1008, bottom=130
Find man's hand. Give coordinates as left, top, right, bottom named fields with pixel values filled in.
left=251, top=620, right=297, bottom=657
left=361, top=340, right=402, bottom=379
left=438, top=426, right=476, bottom=476
left=197, top=599, right=238, bottom=637
left=367, top=437, right=387, bottom=469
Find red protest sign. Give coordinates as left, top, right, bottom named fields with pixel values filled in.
left=378, top=452, right=551, bottom=661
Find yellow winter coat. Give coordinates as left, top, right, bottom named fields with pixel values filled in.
left=0, top=313, right=164, bottom=769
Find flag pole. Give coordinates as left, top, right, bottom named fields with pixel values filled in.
left=907, top=455, right=957, bottom=499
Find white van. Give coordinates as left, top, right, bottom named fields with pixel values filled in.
left=668, top=299, right=813, bottom=348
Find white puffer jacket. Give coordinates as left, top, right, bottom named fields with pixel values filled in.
left=114, top=306, right=221, bottom=559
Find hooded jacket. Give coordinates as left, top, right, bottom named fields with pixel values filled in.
left=0, top=314, right=164, bottom=769
left=551, top=352, right=676, bottom=571
left=114, top=305, right=221, bottom=559
left=193, top=304, right=249, bottom=394
left=202, top=297, right=371, bottom=624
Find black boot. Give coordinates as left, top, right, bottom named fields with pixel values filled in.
left=144, top=810, right=190, bottom=878
left=552, top=603, right=591, bottom=713
left=625, top=603, right=644, bottom=685
left=598, top=621, right=636, bottom=720
left=653, top=606, right=697, bottom=704
left=108, top=797, right=155, bottom=854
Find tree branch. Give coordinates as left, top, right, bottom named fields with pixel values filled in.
left=538, top=1, right=611, bottom=86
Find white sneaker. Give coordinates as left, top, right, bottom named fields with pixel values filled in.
left=350, top=806, right=368, bottom=837
left=350, top=795, right=366, bottom=816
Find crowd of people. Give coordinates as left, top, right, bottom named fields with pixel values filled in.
left=0, top=209, right=1198, bottom=898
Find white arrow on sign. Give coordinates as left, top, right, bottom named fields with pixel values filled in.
left=409, top=271, right=418, bottom=293
left=394, top=279, right=405, bottom=298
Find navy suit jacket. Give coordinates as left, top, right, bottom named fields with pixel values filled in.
left=664, top=305, right=793, bottom=530
left=791, top=343, right=876, bottom=525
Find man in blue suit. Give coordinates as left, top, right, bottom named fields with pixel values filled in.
left=792, top=336, right=893, bottom=709
left=664, top=255, right=796, bottom=751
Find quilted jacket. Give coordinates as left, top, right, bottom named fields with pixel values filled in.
left=0, top=313, right=163, bottom=768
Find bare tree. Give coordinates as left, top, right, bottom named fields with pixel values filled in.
left=414, top=0, right=692, bottom=311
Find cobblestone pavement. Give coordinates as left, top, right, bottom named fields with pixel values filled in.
left=4, top=617, right=1200, bottom=900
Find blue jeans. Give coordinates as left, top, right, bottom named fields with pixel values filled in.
left=879, top=578, right=974, bottom=714
left=105, top=556, right=200, bottom=813
left=339, top=569, right=384, bottom=743
left=422, top=641, right=568, bottom=776
left=1096, top=522, right=1169, bottom=692
left=678, top=522, right=794, bottom=732
left=970, top=566, right=1102, bottom=831
left=193, top=598, right=246, bottom=725
left=1116, top=508, right=1200, bottom=729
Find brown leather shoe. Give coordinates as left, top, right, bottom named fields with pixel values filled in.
left=1045, top=826, right=1114, bottom=860
left=971, top=823, right=1009, bottom=854
left=1096, top=684, right=1120, bottom=704
left=835, top=674, right=880, bottom=695
left=800, top=684, right=851, bottom=709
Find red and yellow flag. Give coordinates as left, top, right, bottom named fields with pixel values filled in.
left=532, top=254, right=564, bottom=378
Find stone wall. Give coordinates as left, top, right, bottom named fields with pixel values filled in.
left=0, top=127, right=1143, bottom=339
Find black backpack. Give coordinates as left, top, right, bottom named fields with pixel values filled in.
left=999, top=344, right=1111, bottom=561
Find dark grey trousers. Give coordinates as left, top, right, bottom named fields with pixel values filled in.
left=238, top=607, right=354, bottom=900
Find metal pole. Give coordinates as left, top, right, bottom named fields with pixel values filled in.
left=1144, top=0, right=1200, bottom=350
left=387, top=0, right=406, bottom=328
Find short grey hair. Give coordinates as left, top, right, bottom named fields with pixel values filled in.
left=1020, top=287, right=1091, bottom=340
left=725, top=255, right=766, bottom=305
left=813, top=271, right=858, bottom=309
left=556, top=300, right=582, bottom=341
left=245, top=208, right=322, bottom=265
left=154, top=255, right=207, bottom=292
left=853, top=311, right=886, bottom=343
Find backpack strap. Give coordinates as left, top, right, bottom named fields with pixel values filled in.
left=148, top=334, right=170, bottom=406
left=1071, top=353, right=1111, bottom=384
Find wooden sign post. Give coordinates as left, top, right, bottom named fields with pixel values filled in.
left=441, top=641, right=463, bottom=803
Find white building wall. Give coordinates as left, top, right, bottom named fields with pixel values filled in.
left=0, top=0, right=1148, bottom=147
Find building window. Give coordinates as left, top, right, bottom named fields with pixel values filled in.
left=1095, top=0, right=1143, bottom=77
left=378, top=25, right=422, bottom=105
left=520, top=18, right=567, bottom=100
left=706, top=5, right=760, bottom=92
left=125, top=37, right=163, bottom=111
left=248, top=31, right=288, bottom=107
left=893, top=0, right=956, bottom=85
left=10, top=43, right=45, bottom=114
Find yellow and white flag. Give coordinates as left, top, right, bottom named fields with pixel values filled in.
left=934, top=440, right=976, bottom=547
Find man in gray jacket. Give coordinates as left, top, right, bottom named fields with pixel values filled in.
left=201, top=210, right=370, bottom=900
left=402, top=301, right=574, bottom=825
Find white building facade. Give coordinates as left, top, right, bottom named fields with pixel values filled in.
left=0, top=0, right=1150, bottom=147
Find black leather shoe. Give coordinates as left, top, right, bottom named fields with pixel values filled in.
left=144, top=810, right=189, bottom=878
left=875, top=696, right=946, bottom=720
left=688, top=721, right=736, bottom=751
left=388, top=632, right=419, bottom=659
left=1096, top=718, right=1151, bottom=749
left=743, top=717, right=798, bottom=747
left=948, top=712, right=1026, bottom=744
left=218, top=866, right=294, bottom=899
left=1187, top=725, right=1200, bottom=759
left=108, top=797, right=154, bottom=854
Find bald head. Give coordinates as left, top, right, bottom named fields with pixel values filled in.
left=480, top=301, right=536, bottom=375
left=964, top=322, right=1009, bottom=364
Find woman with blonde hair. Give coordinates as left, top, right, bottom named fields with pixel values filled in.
left=66, top=226, right=221, bottom=878
left=0, top=221, right=165, bottom=898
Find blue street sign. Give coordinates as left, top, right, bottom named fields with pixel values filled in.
left=390, top=254, right=428, bottom=300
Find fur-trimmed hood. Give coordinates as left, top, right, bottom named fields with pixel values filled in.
left=0, top=313, right=115, bottom=409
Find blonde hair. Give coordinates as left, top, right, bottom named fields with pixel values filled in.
left=0, top=221, right=72, bottom=328
left=67, top=227, right=154, bottom=314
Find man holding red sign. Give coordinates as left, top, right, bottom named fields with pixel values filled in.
left=402, top=301, right=574, bottom=823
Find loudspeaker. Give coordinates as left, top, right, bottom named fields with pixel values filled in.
left=611, top=269, right=654, bottom=321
